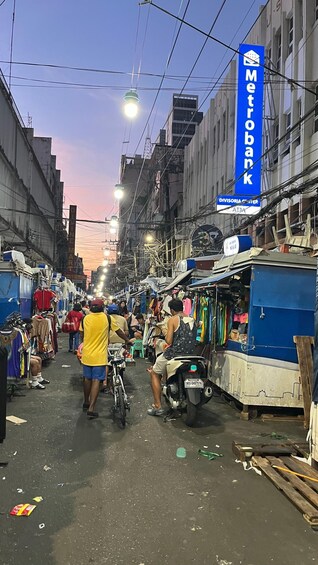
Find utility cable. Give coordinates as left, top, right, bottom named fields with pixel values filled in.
left=121, top=0, right=192, bottom=252
left=147, top=1, right=316, bottom=96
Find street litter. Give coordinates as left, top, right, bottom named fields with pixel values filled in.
left=176, top=447, right=187, bottom=458
left=57, top=483, right=65, bottom=487
left=39, top=523, right=45, bottom=529
left=198, top=449, right=223, bottom=461
left=186, top=492, right=194, bottom=496
left=216, top=444, right=220, bottom=448
left=33, top=497, right=43, bottom=502
left=13, top=451, right=18, bottom=456
left=235, top=459, right=262, bottom=475
left=203, top=445, right=208, bottom=449
left=17, top=488, right=24, bottom=493
left=191, top=525, right=202, bottom=531
left=43, top=465, right=51, bottom=471
left=201, top=491, right=209, bottom=497
left=6, top=415, right=27, bottom=425
left=10, top=503, right=36, bottom=516
left=2, top=476, right=5, bottom=480
left=61, top=364, right=71, bottom=368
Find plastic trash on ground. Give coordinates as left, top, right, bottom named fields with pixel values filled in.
left=198, top=449, right=223, bottom=461
left=10, top=503, right=36, bottom=516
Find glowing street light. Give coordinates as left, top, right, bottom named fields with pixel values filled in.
left=103, top=267, right=108, bottom=273
left=114, top=184, right=125, bottom=200
left=100, top=274, right=106, bottom=281
left=145, top=233, right=154, bottom=243
left=123, top=89, right=139, bottom=119
left=110, top=215, right=119, bottom=228
left=102, top=259, right=109, bottom=267
left=104, top=249, right=110, bottom=257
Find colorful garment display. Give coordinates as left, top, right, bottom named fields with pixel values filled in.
left=33, top=288, right=56, bottom=311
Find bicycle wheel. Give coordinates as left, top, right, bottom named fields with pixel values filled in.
left=118, top=386, right=126, bottom=427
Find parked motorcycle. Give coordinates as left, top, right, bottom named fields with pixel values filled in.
left=162, top=355, right=213, bottom=427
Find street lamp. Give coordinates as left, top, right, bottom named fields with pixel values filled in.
left=145, top=233, right=154, bottom=243
left=100, top=274, right=106, bottom=281
left=103, top=259, right=109, bottom=267
left=104, top=249, right=110, bottom=257
left=110, top=215, right=118, bottom=228
left=123, top=89, right=139, bottom=119
left=114, top=184, right=125, bottom=200
left=103, top=267, right=108, bottom=273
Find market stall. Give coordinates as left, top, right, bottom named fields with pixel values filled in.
left=0, top=253, right=33, bottom=324
left=190, top=246, right=316, bottom=415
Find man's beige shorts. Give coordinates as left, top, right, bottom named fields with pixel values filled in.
left=152, top=353, right=168, bottom=377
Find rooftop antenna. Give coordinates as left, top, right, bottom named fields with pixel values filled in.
left=143, top=125, right=152, bottom=159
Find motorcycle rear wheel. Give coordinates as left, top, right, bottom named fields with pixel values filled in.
left=118, top=387, right=126, bottom=428
left=185, top=393, right=198, bottom=427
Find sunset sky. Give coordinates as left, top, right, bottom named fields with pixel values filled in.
left=0, top=0, right=264, bottom=276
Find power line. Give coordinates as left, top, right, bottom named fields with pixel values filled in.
left=147, top=1, right=316, bottom=96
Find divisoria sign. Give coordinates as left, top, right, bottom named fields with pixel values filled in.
left=217, top=43, right=264, bottom=215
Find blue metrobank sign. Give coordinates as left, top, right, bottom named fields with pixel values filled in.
left=235, top=43, right=265, bottom=197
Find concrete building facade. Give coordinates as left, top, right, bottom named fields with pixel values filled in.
left=181, top=0, right=318, bottom=250
left=0, top=73, right=65, bottom=266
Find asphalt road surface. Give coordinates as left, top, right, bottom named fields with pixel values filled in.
left=1, top=336, right=318, bottom=565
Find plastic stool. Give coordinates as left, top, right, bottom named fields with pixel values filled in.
left=131, top=339, right=145, bottom=359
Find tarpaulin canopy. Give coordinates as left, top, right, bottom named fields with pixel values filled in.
left=162, top=270, right=194, bottom=292
left=189, top=267, right=248, bottom=288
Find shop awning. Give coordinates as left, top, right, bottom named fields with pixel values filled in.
left=189, top=267, right=248, bottom=289
left=162, top=269, right=194, bottom=292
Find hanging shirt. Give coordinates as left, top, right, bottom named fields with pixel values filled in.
left=33, top=289, right=56, bottom=311
left=81, top=312, right=120, bottom=366
left=7, top=331, right=23, bottom=378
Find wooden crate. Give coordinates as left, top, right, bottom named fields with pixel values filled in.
left=253, top=455, right=318, bottom=529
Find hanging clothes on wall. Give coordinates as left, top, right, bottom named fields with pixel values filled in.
left=33, top=287, right=56, bottom=312
left=7, top=328, right=30, bottom=379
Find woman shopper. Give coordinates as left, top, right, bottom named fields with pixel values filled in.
left=66, top=303, right=83, bottom=353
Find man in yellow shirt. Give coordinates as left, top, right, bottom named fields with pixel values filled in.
left=80, top=298, right=132, bottom=419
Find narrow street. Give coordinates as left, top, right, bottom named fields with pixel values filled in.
left=1, top=337, right=317, bottom=565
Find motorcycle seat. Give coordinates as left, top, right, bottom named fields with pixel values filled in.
left=170, top=355, right=206, bottom=362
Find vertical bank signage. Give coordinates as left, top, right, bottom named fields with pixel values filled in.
left=216, top=43, right=265, bottom=215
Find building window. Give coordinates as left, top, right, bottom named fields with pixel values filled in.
left=275, top=30, right=281, bottom=71
left=287, top=17, right=293, bottom=55
left=283, top=112, right=291, bottom=153
left=272, top=120, right=279, bottom=164
left=294, top=100, right=301, bottom=145
left=213, top=125, right=216, bottom=154
left=216, top=181, right=219, bottom=195
left=222, top=111, right=226, bottom=142
left=298, top=0, right=303, bottom=39
left=217, top=120, right=220, bottom=149
left=315, top=85, right=318, bottom=133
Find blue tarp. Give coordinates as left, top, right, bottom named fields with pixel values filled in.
left=313, top=264, right=318, bottom=402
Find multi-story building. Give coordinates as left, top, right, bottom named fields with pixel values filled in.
left=181, top=0, right=318, bottom=251
left=166, top=94, right=203, bottom=149
left=116, top=94, right=202, bottom=288
left=0, top=72, right=65, bottom=267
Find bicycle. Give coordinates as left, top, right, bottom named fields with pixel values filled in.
left=108, top=344, right=130, bottom=428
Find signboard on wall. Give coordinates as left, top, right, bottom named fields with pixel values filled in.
left=191, top=224, right=223, bottom=255
left=217, top=43, right=265, bottom=215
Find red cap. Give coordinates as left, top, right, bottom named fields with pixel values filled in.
left=90, top=298, right=104, bottom=308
